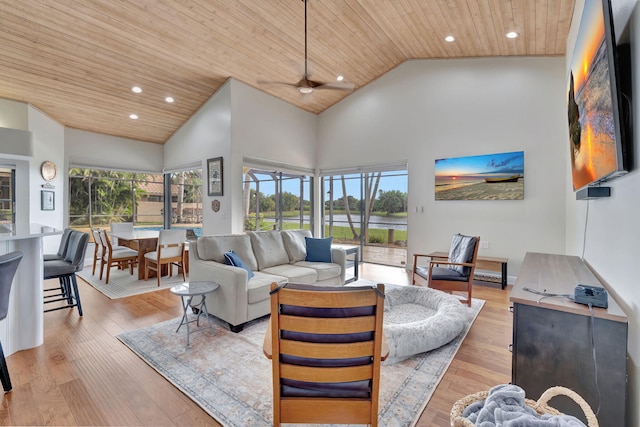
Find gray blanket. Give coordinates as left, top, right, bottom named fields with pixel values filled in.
left=462, top=384, right=587, bottom=427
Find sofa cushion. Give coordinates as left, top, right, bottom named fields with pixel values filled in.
left=196, top=235, right=258, bottom=271
left=294, top=261, right=341, bottom=282
left=305, top=237, right=333, bottom=263
left=261, top=264, right=318, bottom=285
left=249, top=231, right=290, bottom=270
left=247, top=271, right=287, bottom=304
left=282, top=229, right=312, bottom=263
left=224, top=250, right=254, bottom=279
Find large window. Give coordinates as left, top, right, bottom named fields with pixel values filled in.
left=168, top=169, right=203, bottom=233
left=68, top=167, right=203, bottom=235
left=243, top=168, right=313, bottom=233
left=322, top=168, right=407, bottom=267
left=0, top=167, right=15, bottom=224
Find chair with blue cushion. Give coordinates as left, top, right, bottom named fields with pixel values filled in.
left=43, top=230, right=89, bottom=315
left=412, top=233, right=480, bottom=306
left=263, top=282, right=388, bottom=426
left=0, top=251, right=23, bottom=392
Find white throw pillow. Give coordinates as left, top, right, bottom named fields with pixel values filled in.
left=196, top=234, right=258, bottom=271
left=281, top=229, right=312, bottom=263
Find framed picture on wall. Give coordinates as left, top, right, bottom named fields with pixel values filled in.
left=41, top=190, right=55, bottom=211
left=207, top=157, right=223, bottom=196
left=434, top=151, right=524, bottom=200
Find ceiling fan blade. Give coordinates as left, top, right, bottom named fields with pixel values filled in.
left=313, top=82, right=355, bottom=91
left=257, top=80, right=300, bottom=89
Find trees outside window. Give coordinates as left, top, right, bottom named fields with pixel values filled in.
left=322, top=169, right=407, bottom=267
left=68, top=168, right=202, bottom=236
left=243, top=168, right=313, bottom=233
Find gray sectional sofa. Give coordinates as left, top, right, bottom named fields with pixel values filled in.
left=189, top=229, right=346, bottom=332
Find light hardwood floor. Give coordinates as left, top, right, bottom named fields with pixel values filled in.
left=1, top=264, right=512, bottom=426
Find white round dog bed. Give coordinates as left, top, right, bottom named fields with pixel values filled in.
left=383, top=284, right=470, bottom=364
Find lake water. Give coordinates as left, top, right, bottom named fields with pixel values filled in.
left=282, top=214, right=407, bottom=231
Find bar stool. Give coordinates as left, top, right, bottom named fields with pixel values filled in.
left=44, top=230, right=89, bottom=316
left=0, top=251, right=24, bottom=392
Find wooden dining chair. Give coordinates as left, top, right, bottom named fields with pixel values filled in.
left=144, top=229, right=186, bottom=286
left=109, top=222, right=136, bottom=249
left=97, top=229, right=138, bottom=284
left=90, top=228, right=103, bottom=275
left=263, top=282, right=388, bottom=426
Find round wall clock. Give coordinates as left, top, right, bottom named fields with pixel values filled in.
left=41, top=161, right=57, bottom=181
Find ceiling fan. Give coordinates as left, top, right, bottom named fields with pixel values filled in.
left=260, top=0, right=354, bottom=94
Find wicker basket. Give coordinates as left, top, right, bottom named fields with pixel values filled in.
left=450, top=386, right=599, bottom=427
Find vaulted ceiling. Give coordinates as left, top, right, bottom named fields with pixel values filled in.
left=0, top=0, right=575, bottom=144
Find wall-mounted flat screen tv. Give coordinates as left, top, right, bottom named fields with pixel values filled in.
left=567, top=0, right=632, bottom=191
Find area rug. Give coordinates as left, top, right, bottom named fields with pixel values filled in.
left=77, top=266, right=186, bottom=299
left=117, top=294, right=485, bottom=427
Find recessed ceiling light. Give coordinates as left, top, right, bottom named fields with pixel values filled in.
left=336, top=75, right=344, bottom=82
left=129, top=114, right=138, bottom=120
left=131, top=86, right=142, bottom=93
left=506, top=31, right=519, bottom=39
left=165, top=96, right=175, bottom=103
left=445, top=35, right=455, bottom=42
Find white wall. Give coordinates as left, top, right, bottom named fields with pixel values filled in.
left=566, top=1, right=640, bottom=425
left=66, top=128, right=164, bottom=173
left=0, top=99, right=64, bottom=253
left=0, top=98, right=28, bottom=130
left=164, top=81, right=232, bottom=235
left=0, top=99, right=32, bottom=232
left=230, top=80, right=317, bottom=233
left=318, top=57, right=568, bottom=277
left=164, top=79, right=317, bottom=235
left=28, top=106, right=65, bottom=253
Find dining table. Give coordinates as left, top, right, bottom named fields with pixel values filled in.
left=109, top=229, right=159, bottom=280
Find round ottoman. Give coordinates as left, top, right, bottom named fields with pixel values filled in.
left=383, top=284, right=470, bottom=364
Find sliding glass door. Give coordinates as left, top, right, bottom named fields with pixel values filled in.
left=322, top=168, right=407, bottom=267
left=243, top=168, right=313, bottom=233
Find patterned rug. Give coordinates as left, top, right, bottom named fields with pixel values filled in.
left=117, top=293, right=485, bottom=427
left=77, top=265, right=186, bottom=299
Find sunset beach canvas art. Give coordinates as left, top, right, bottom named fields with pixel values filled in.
left=435, top=151, right=524, bottom=200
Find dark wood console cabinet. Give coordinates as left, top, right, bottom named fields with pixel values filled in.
left=510, top=252, right=628, bottom=426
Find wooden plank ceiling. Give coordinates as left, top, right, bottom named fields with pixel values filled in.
left=0, top=0, right=575, bottom=144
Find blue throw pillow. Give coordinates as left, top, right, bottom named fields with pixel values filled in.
left=305, top=237, right=333, bottom=263
left=224, top=250, right=254, bottom=279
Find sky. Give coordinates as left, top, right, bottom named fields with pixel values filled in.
left=250, top=170, right=408, bottom=201
left=434, top=151, right=524, bottom=178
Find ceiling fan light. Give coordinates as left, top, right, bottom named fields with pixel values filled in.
left=299, top=87, right=313, bottom=94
